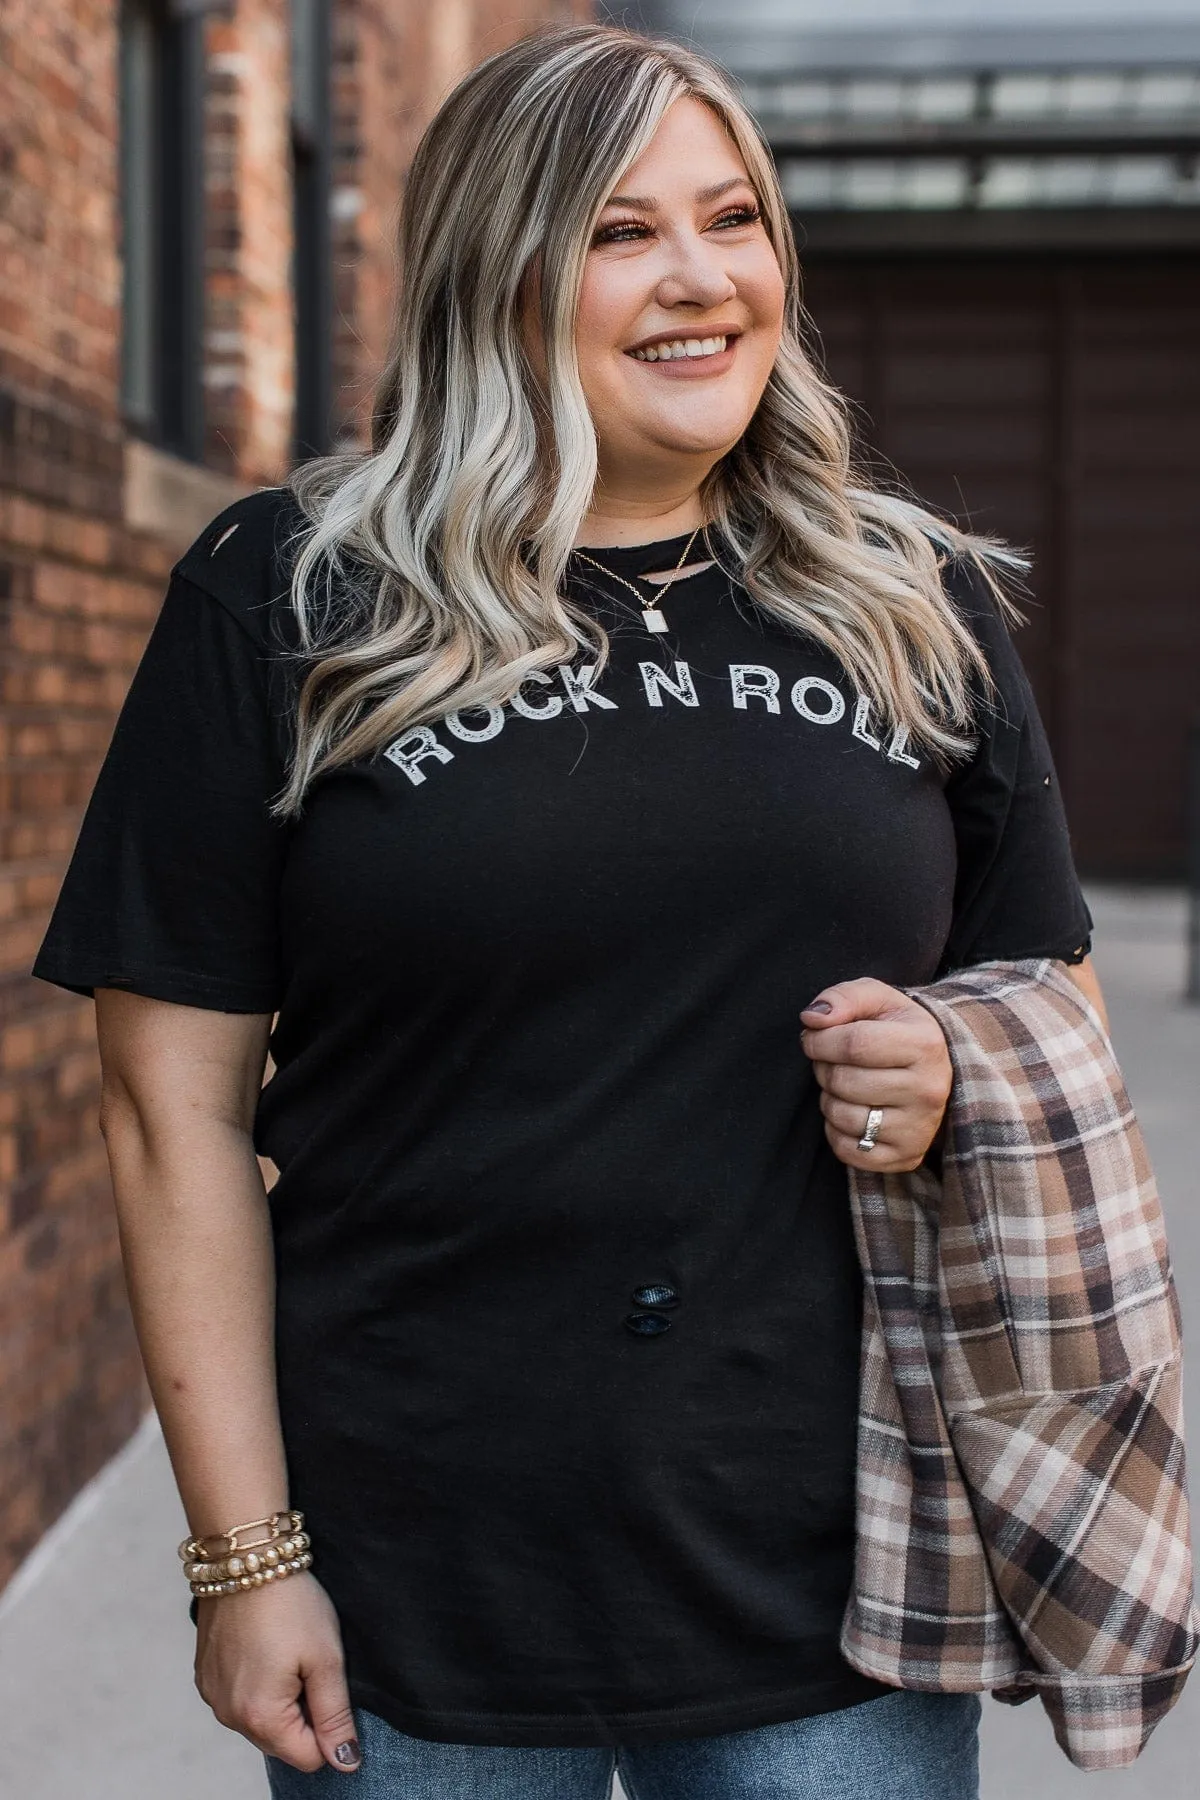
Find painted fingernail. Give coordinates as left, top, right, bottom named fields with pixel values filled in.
left=334, top=1739, right=361, bottom=1767
left=804, top=999, right=833, bottom=1014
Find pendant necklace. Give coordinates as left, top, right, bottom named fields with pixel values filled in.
left=572, top=524, right=713, bottom=634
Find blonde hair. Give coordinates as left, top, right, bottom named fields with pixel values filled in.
left=276, top=22, right=1024, bottom=820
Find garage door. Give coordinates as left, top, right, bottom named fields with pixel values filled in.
left=798, top=255, right=1200, bottom=877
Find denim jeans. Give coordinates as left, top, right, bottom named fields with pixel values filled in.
left=264, top=1688, right=981, bottom=1799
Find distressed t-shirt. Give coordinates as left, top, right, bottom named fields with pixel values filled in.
left=32, top=488, right=1092, bottom=1747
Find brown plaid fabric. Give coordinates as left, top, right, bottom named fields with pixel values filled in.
left=841, top=956, right=1198, bottom=1770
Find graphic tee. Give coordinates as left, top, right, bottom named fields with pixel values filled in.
left=32, top=488, right=1093, bottom=1747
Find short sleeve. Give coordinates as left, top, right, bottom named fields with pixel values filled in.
left=934, top=554, right=1093, bottom=979
left=31, top=573, right=291, bottom=1012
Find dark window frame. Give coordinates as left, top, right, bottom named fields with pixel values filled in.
left=290, top=0, right=334, bottom=461
left=118, top=0, right=207, bottom=463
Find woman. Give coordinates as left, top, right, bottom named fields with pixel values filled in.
left=33, top=23, right=1107, bottom=1800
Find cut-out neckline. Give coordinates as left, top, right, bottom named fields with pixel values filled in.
left=643, top=559, right=716, bottom=586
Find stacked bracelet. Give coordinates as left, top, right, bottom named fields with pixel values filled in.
left=179, top=1509, right=313, bottom=1599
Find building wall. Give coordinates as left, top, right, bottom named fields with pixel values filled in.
left=0, top=0, right=166, bottom=1594
left=205, top=0, right=297, bottom=481
left=1, top=0, right=588, bottom=1595
left=801, top=252, right=1200, bottom=878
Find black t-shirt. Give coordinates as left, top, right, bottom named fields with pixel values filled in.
left=32, top=488, right=1093, bottom=1747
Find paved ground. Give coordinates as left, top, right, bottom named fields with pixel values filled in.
left=0, top=884, right=1196, bottom=1799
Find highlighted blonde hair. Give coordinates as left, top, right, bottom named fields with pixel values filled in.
left=277, top=22, right=1023, bottom=819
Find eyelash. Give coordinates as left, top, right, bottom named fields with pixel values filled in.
left=593, top=204, right=762, bottom=246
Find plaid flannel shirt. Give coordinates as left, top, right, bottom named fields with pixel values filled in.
left=842, top=956, right=1198, bottom=1771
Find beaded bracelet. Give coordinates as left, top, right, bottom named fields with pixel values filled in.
left=190, top=1547, right=314, bottom=1599
left=184, top=1531, right=311, bottom=1587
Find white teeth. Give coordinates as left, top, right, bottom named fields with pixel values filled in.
left=631, top=334, right=728, bottom=362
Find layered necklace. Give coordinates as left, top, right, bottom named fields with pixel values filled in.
left=571, top=524, right=715, bottom=634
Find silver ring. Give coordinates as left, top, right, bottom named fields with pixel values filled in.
left=856, top=1106, right=885, bottom=1152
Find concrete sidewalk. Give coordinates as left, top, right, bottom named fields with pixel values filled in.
left=1, top=885, right=1197, bottom=1798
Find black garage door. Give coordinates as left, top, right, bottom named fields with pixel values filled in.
left=799, top=254, right=1200, bottom=877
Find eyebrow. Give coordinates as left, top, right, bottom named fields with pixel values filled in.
left=602, top=177, right=754, bottom=212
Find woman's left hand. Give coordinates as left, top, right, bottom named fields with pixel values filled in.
left=799, top=978, right=953, bottom=1174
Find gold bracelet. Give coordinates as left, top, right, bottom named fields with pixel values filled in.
left=179, top=1509, right=304, bottom=1564
left=191, top=1548, right=313, bottom=1598
left=184, top=1529, right=311, bottom=1585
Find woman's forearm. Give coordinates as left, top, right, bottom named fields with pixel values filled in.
left=99, top=1099, right=290, bottom=1536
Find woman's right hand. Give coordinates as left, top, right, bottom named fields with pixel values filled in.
left=194, top=1573, right=363, bottom=1774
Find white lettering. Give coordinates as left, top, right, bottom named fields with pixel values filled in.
left=509, top=671, right=563, bottom=721
left=444, top=704, right=506, bottom=743
left=791, top=676, right=846, bottom=725
left=729, top=665, right=780, bottom=712
left=852, top=695, right=883, bottom=752
left=639, top=661, right=699, bottom=708
left=886, top=725, right=922, bottom=770
left=383, top=661, right=924, bottom=795
left=559, top=663, right=619, bottom=711
left=383, top=727, right=454, bottom=786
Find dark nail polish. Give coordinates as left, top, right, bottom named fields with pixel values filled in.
left=334, top=1739, right=361, bottom=1767
left=805, top=999, right=833, bottom=1014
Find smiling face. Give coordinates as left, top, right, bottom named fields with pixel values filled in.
left=574, top=95, right=786, bottom=504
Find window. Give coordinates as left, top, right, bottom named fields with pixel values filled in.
left=757, top=66, right=1200, bottom=214
left=291, top=0, right=333, bottom=460
left=118, top=0, right=207, bottom=461
left=779, top=152, right=1200, bottom=212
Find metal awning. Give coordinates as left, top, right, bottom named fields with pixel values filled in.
left=606, top=4, right=1200, bottom=78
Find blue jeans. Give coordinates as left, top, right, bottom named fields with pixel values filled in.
left=264, top=1689, right=981, bottom=1798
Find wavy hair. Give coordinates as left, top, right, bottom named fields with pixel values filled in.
left=275, top=22, right=1025, bottom=820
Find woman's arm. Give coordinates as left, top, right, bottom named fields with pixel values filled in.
left=96, top=989, right=286, bottom=1530
left=1060, top=953, right=1110, bottom=1036
left=94, top=988, right=361, bottom=1777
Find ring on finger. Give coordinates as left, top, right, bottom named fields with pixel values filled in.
left=856, top=1106, right=885, bottom=1152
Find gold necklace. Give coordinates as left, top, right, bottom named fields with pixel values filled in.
left=572, top=524, right=711, bottom=634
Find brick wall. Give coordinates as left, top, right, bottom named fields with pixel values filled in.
left=205, top=0, right=296, bottom=481
left=0, top=0, right=164, bottom=1588
left=2, top=0, right=590, bottom=1594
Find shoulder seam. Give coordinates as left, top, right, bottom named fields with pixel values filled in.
left=170, top=486, right=306, bottom=586
left=168, top=570, right=280, bottom=663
